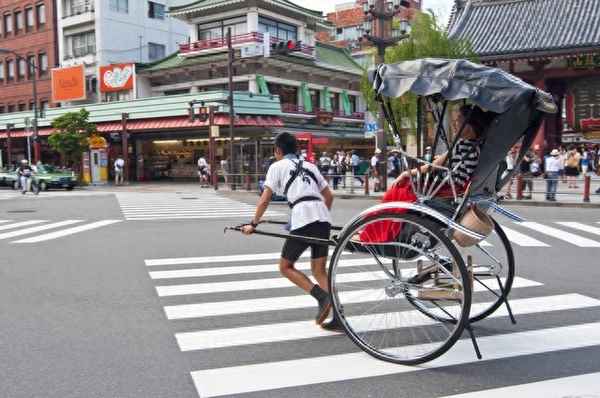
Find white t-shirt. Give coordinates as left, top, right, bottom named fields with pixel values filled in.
left=545, top=156, right=562, bottom=173
left=197, top=157, right=208, bottom=168
left=114, top=158, right=125, bottom=172
left=371, top=155, right=379, bottom=168
left=264, top=157, right=332, bottom=231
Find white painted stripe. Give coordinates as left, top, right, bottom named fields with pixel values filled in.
left=157, top=268, right=387, bottom=296
left=556, top=222, right=600, bottom=237
left=0, top=220, right=84, bottom=240
left=146, top=251, right=329, bottom=267
left=150, top=257, right=370, bottom=280
left=191, top=322, right=600, bottom=397
left=0, top=220, right=47, bottom=231
left=518, top=222, right=600, bottom=247
left=121, top=207, right=257, bottom=212
left=0, top=220, right=13, bottom=224
left=176, top=294, right=600, bottom=351
left=13, top=220, right=122, bottom=243
left=440, top=372, right=600, bottom=398
left=499, top=226, right=549, bottom=247
left=164, top=277, right=541, bottom=320
left=122, top=209, right=262, bottom=215
left=127, top=213, right=282, bottom=220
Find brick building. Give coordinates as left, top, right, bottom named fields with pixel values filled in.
left=0, top=0, right=58, bottom=115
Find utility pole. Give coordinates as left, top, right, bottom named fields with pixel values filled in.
left=227, top=27, right=236, bottom=188
left=360, top=0, right=411, bottom=191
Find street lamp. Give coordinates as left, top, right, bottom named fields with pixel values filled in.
left=0, top=48, right=41, bottom=163
left=359, top=0, right=411, bottom=191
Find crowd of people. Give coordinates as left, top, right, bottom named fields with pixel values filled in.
left=504, top=144, right=600, bottom=201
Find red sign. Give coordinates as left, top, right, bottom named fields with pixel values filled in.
left=99, top=63, right=135, bottom=93
left=580, top=118, right=600, bottom=131
left=51, top=65, right=86, bottom=102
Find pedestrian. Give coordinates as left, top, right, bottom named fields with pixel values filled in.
left=197, top=154, right=209, bottom=186
left=330, top=153, right=341, bottom=190
left=351, top=150, right=363, bottom=186
left=371, top=149, right=382, bottom=192
left=519, top=151, right=534, bottom=199
left=581, top=146, right=590, bottom=176
left=343, top=152, right=351, bottom=188
left=17, top=159, right=34, bottom=194
left=241, top=132, right=340, bottom=331
left=503, top=147, right=516, bottom=199
left=564, top=145, right=581, bottom=188
left=220, top=158, right=229, bottom=185
left=387, top=150, right=400, bottom=178
left=544, top=149, right=561, bottom=201
left=114, top=155, right=125, bottom=186
left=318, top=152, right=331, bottom=176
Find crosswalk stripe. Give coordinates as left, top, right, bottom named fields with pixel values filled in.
left=440, top=371, right=600, bottom=397
left=13, top=220, right=122, bottom=243
left=556, top=222, right=600, bottom=236
left=123, top=209, right=265, bottom=215
left=156, top=268, right=387, bottom=296
left=176, top=293, right=600, bottom=352
left=0, top=220, right=13, bottom=224
left=190, top=322, right=600, bottom=397
left=163, top=277, right=541, bottom=320
left=0, top=220, right=48, bottom=231
left=150, top=257, right=370, bottom=280
left=518, top=222, right=600, bottom=247
left=146, top=251, right=326, bottom=267
left=499, top=225, right=549, bottom=247
left=126, top=213, right=280, bottom=220
left=0, top=220, right=84, bottom=240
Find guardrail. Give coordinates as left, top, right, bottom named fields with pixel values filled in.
left=510, top=174, right=600, bottom=203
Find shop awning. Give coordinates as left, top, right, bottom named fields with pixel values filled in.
left=0, top=115, right=284, bottom=138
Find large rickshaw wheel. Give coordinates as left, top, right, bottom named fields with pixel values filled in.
left=329, top=212, right=472, bottom=365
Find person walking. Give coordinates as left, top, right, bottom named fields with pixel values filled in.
left=371, top=149, right=382, bottom=192
left=544, top=149, right=561, bottom=201
left=351, top=150, right=363, bottom=186
left=114, top=155, right=125, bottom=186
left=330, top=153, right=341, bottom=190
left=241, top=132, right=340, bottom=331
left=318, top=152, right=331, bottom=178
left=197, top=155, right=209, bottom=187
left=565, top=145, right=581, bottom=188
left=519, top=151, right=534, bottom=199
left=503, top=147, right=516, bottom=199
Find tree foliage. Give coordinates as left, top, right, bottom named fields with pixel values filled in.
left=361, top=11, right=478, bottom=143
left=48, top=109, right=97, bottom=167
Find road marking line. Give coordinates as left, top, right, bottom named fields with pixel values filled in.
left=0, top=220, right=84, bottom=240
left=556, top=222, right=600, bottom=237
left=440, top=371, right=600, bottom=397
left=190, top=322, right=600, bottom=397
left=0, top=220, right=48, bottom=231
left=0, top=220, right=13, bottom=224
left=498, top=225, right=549, bottom=247
left=13, top=220, right=122, bottom=243
left=146, top=251, right=332, bottom=267
left=163, top=277, right=541, bottom=320
left=518, top=222, right=600, bottom=247
left=157, top=268, right=388, bottom=296
left=176, top=294, right=600, bottom=351
left=150, top=257, right=370, bottom=280
left=121, top=209, right=265, bottom=215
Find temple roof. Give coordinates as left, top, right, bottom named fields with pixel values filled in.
left=448, top=0, right=600, bottom=59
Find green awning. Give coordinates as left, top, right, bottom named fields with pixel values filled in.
left=321, top=87, right=333, bottom=113
left=341, top=90, right=352, bottom=116
left=300, top=82, right=313, bottom=113
left=256, top=75, right=269, bottom=95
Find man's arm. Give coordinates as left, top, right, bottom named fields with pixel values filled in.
left=321, top=186, right=334, bottom=210
left=242, top=187, right=273, bottom=235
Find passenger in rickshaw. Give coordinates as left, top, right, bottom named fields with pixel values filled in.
left=356, top=105, right=497, bottom=243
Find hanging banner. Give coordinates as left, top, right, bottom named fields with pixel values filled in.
left=51, top=65, right=86, bottom=102
left=99, top=63, right=135, bottom=93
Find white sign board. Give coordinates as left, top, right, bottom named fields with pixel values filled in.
left=241, top=44, right=264, bottom=59
left=364, top=112, right=379, bottom=139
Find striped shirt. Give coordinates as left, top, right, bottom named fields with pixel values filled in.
left=449, top=139, right=480, bottom=186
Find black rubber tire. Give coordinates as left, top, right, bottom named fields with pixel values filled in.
left=329, top=212, right=472, bottom=365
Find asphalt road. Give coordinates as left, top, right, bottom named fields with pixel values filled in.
left=1, top=188, right=600, bottom=398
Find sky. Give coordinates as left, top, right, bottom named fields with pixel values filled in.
left=292, top=0, right=454, bottom=25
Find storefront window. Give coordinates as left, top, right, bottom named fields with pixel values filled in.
left=267, top=83, right=297, bottom=107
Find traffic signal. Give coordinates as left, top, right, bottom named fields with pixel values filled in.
left=271, top=40, right=303, bottom=55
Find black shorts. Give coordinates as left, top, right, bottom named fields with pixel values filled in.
left=281, top=221, right=331, bottom=263
left=565, top=166, right=579, bottom=177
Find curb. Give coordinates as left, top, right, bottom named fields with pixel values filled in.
left=503, top=200, right=600, bottom=209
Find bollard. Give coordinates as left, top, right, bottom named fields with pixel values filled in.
left=364, top=173, right=370, bottom=196
left=516, top=175, right=523, bottom=200
left=583, top=175, right=591, bottom=203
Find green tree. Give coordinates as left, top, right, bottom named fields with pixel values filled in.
left=361, top=11, right=478, bottom=145
left=48, top=109, right=97, bottom=168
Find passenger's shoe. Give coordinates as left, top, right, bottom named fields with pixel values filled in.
left=316, top=296, right=332, bottom=325
left=321, top=317, right=344, bottom=333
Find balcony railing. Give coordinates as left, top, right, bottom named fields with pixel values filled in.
left=281, top=103, right=364, bottom=120
left=179, top=32, right=315, bottom=58
left=63, top=6, right=95, bottom=18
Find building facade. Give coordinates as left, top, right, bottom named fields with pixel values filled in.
left=449, top=0, right=600, bottom=150
left=0, top=0, right=58, bottom=115
left=56, top=0, right=189, bottom=103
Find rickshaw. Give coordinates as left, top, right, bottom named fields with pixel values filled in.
left=227, top=58, right=557, bottom=365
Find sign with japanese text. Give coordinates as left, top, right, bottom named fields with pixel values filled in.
left=51, top=65, right=86, bottom=102
left=99, top=63, right=135, bottom=93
